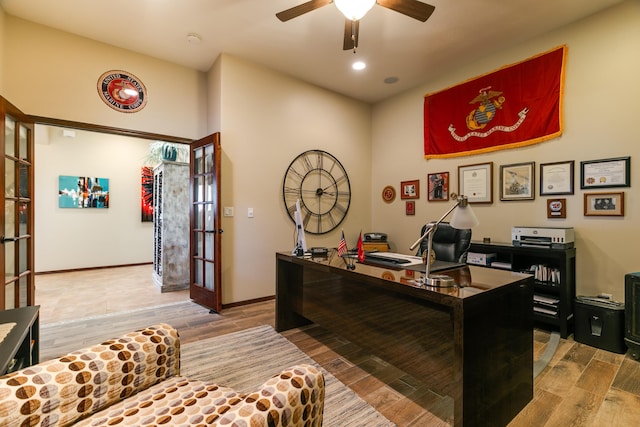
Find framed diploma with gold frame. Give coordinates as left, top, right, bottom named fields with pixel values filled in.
left=458, top=162, right=493, bottom=204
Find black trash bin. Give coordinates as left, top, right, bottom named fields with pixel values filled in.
left=574, top=296, right=626, bottom=354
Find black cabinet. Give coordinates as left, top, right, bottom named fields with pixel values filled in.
left=469, top=242, right=576, bottom=338
left=0, top=306, right=40, bottom=375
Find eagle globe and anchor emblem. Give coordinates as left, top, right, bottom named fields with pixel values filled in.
left=466, top=87, right=505, bottom=130
left=448, top=86, right=529, bottom=141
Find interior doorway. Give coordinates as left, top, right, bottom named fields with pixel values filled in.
left=31, top=119, right=193, bottom=323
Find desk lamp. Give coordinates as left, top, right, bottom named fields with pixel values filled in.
left=409, top=194, right=479, bottom=287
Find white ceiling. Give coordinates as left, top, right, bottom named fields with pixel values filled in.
left=0, top=0, right=623, bottom=103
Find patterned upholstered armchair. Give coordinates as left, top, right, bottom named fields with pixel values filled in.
left=0, top=324, right=324, bottom=427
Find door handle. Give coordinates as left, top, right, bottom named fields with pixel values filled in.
left=1, top=236, right=18, bottom=244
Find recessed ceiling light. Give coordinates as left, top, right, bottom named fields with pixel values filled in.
left=352, top=61, right=366, bottom=71
left=186, top=33, right=202, bottom=44
left=384, top=76, right=399, bottom=84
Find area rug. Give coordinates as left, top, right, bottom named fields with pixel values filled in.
left=40, top=301, right=212, bottom=360
left=180, top=325, right=396, bottom=427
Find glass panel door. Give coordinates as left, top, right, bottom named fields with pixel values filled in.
left=1, top=97, right=35, bottom=310
left=190, top=133, right=221, bottom=312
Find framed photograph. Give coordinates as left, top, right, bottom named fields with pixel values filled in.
left=584, top=192, right=624, bottom=216
left=540, top=160, right=574, bottom=195
left=580, top=156, right=630, bottom=189
left=401, top=180, right=420, bottom=199
left=547, top=198, right=567, bottom=219
left=500, top=162, right=535, bottom=201
left=427, top=172, right=449, bottom=201
left=457, top=162, right=493, bottom=204
left=405, top=201, right=415, bottom=215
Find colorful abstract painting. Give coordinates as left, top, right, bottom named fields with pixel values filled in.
left=141, top=166, right=154, bottom=222
left=58, top=176, right=109, bottom=208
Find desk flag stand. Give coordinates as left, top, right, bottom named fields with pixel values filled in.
left=337, top=230, right=356, bottom=270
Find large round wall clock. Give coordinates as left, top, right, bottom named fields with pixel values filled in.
left=283, top=149, right=351, bottom=235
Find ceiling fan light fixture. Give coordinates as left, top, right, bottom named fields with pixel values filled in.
left=334, top=0, right=376, bottom=21
left=352, top=61, right=366, bottom=70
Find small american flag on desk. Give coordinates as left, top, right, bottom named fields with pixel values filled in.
left=337, top=231, right=348, bottom=256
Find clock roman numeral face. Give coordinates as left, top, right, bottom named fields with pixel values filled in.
left=283, top=150, right=351, bottom=234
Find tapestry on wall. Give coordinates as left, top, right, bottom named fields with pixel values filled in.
left=58, top=176, right=109, bottom=208
left=424, top=45, right=566, bottom=159
left=141, top=166, right=154, bottom=222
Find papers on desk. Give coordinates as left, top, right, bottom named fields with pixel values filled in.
left=364, top=252, right=424, bottom=266
left=0, top=322, right=16, bottom=344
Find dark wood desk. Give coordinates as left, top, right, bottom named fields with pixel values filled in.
left=276, top=252, right=533, bottom=427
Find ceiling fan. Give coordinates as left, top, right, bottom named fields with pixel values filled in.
left=276, top=0, right=436, bottom=51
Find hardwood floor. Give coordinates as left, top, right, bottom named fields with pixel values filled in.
left=35, top=265, right=640, bottom=426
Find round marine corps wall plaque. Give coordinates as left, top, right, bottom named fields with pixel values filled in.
left=97, top=70, right=147, bottom=113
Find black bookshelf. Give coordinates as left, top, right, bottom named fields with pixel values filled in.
left=469, top=242, right=576, bottom=338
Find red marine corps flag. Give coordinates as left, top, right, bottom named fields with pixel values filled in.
left=424, top=46, right=566, bottom=158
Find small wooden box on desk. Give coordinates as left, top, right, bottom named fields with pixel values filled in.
left=469, top=241, right=576, bottom=338
left=362, top=241, right=390, bottom=252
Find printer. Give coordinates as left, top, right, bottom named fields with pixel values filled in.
left=512, top=226, right=574, bottom=249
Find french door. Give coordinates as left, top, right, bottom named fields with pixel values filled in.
left=0, top=96, right=35, bottom=310
left=190, top=133, right=222, bottom=312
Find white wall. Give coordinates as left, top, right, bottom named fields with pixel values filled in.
left=212, top=54, right=372, bottom=303
left=1, top=15, right=204, bottom=272
left=0, top=8, right=5, bottom=92
left=2, top=16, right=207, bottom=140
left=2, top=14, right=372, bottom=304
left=372, top=1, right=640, bottom=301
left=35, top=125, right=154, bottom=271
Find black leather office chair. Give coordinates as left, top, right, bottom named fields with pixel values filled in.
left=416, top=222, right=472, bottom=263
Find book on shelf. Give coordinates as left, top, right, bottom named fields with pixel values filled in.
left=534, top=306, right=558, bottom=316
left=533, top=294, right=560, bottom=305
left=529, top=264, right=561, bottom=285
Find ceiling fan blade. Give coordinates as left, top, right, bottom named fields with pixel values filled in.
left=276, top=0, right=333, bottom=22
left=376, top=0, right=436, bottom=22
left=343, top=19, right=359, bottom=51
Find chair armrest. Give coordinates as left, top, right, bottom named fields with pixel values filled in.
left=213, top=364, right=325, bottom=427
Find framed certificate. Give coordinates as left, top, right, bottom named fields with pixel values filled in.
left=457, top=162, right=493, bottom=204
left=540, top=161, right=574, bottom=195
left=580, top=157, right=630, bottom=189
